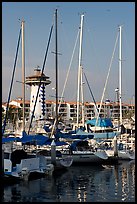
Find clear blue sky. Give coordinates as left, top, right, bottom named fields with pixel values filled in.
left=2, top=2, right=135, bottom=104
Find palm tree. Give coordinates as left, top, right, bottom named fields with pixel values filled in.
left=4, top=105, right=22, bottom=128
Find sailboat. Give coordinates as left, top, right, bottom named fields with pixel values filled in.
left=36, top=9, right=73, bottom=171
left=59, top=14, right=109, bottom=163
left=104, top=26, right=135, bottom=160
left=115, top=25, right=135, bottom=160
left=2, top=20, right=54, bottom=182
left=20, top=13, right=73, bottom=171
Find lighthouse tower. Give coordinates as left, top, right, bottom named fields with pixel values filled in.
left=26, top=68, right=51, bottom=121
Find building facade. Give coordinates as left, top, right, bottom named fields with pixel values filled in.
left=2, top=98, right=135, bottom=124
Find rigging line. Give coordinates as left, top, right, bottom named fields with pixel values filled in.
left=83, top=71, right=98, bottom=113
left=95, top=30, right=119, bottom=129
left=28, top=24, right=54, bottom=135
left=2, top=27, right=22, bottom=136
left=59, top=29, right=80, bottom=105
left=122, top=28, right=134, bottom=97
left=51, top=28, right=80, bottom=137
left=84, top=20, right=102, bottom=81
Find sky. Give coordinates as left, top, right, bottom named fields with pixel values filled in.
left=2, top=2, right=135, bottom=104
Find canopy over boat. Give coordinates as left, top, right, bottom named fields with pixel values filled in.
left=2, top=131, right=49, bottom=146
left=85, top=118, right=113, bottom=128
left=55, top=128, right=94, bottom=140
left=2, top=131, right=69, bottom=146
left=2, top=137, right=21, bottom=143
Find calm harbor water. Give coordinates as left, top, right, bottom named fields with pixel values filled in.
left=2, top=160, right=135, bottom=202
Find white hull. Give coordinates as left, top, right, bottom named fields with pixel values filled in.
left=4, top=155, right=54, bottom=181
left=105, top=149, right=135, bottom=160
left=45, top=156, right=73, bottom=169
left=37, top=149, right=73, bottom=170
left=18, top=157, right=54, bottom=180
left=118, top=150, right=135, bottom=160
left=60, top=156, right=73, bottom=167
left=62, top=150, right=108, bottom=163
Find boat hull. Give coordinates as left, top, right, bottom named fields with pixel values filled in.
left=45, top=156, right=73, bottom=170
left=118, top=150, right=135, bottom=160
left=105, top=149, right=135, bottom=160
left=62, top=150, right=108, bottom=164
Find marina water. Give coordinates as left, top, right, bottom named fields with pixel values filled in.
left=2, top=160, right=135, bottom=202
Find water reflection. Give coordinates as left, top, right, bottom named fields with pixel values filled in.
left=3, top=161, right=135, bottom=202
left=120, top=160, right=135, bottom=202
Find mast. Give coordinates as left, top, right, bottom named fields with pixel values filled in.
left=76, top=14, right=84, bottom=127
left=2, top=25, right=21, bottom=135
left=55, top=9, right=58, bottom=130
left=119, top=25, right=122, bottom=125
left=80, top=65, right=84, bottom=126
left=21, top=20, right=25, bottom=132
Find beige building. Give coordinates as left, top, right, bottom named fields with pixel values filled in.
left=2, top=98, right=135, bottom=124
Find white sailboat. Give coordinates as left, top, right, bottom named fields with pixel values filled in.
left=62, top=139, right=108, bottom=163
left=104, top=26, right=135, bottom=160
left=83, top=27, right=120, bottom=140
left=60, top=14, right=108, bottom=163
left=2, top=20, right=55, bottom=182
left=35, top=9, right=73, bottom=171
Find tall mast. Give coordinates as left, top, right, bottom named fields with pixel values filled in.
left=80, top=65, right=84, bottom=126
left=55, top=9, right=58, bottom=129
left=77, top=14, right=84, bottom=127
left=21, top=20, right=25, bottom=132
left=119, top=25, right=122, bottom=125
